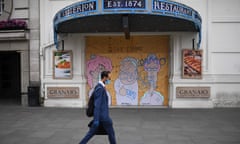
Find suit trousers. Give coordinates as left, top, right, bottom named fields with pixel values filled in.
left=79, top=120, right=116, bottom=144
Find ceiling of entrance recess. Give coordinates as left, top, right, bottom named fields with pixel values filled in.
left=56, top=14, right=199, bottom=33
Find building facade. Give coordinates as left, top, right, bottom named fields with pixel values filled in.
left=0, top=0, right=40, bottom=106
left=39, top=0, right=240, bottom=108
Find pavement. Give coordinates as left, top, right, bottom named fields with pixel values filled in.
left=0, top=105, right=240, bottom=144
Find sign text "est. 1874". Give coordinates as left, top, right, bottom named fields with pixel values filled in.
left=104, top=0, right=146, bottom=9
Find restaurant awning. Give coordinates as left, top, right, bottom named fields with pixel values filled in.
left=53, top=0, right=202, bottom=48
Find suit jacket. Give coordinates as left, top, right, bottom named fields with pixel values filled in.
left=93, top=83, right=111, bottom=123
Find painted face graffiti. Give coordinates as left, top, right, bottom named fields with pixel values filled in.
left=115, top=57, right=139, bottom=105
left=144, top=54, right=160, bottom=89
left=140, top=54, right=164, bottom=106
left=86, top=55, right=112, bottom=88
left=86, top=55, right=113, bottom=105
left=90, top=64, right=105, bottom=84
left=119, top=58, right=138, bottom=85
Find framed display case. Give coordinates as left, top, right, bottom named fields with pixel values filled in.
left=182, top=49, right=202, bottom=79
left=53, top=50, right=73, bottom=79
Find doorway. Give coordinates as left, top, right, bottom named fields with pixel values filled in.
left=0, top=51, right=21, bottom=105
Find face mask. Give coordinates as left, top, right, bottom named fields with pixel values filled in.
left=105, top=79, right=111, bottom=85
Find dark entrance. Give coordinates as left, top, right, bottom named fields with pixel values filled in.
left=0, top=52, right=21, bottom=105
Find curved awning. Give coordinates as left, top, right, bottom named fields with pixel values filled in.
left=53, top=0, right=202, bottom=49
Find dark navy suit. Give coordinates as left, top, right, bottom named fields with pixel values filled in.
left=79, top=83, right=116, bottom=144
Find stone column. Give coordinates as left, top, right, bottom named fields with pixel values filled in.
left=29, top=0, right=40, bottom=84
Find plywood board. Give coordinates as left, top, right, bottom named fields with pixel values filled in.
left=86, top=35, right=169, bottom=106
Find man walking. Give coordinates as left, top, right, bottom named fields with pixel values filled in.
left=79, top=71, right=117, bottom=144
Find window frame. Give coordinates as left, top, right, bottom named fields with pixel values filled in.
left=0, top=0, right=4, bottom=15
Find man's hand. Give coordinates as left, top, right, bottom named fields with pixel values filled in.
left=93, top=120, right=99, bottom=128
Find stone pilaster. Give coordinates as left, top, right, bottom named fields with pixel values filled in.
left=29, top=0, right=40, bottom=84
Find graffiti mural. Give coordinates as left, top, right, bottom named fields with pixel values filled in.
left=114, top=57, right=138, bottom=105
left=86, top=55, right=112, bottom=105
left=140, top=54, right=164, bottom=105
left=86, top=36, right=169, bottom=106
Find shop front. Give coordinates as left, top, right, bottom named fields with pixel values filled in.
left=40, top=0, right=216, bottom=108
left=85, top=35, right=170, bottom=106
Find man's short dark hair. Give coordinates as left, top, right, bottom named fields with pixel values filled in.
left=101, top=71, right=110, bottom=79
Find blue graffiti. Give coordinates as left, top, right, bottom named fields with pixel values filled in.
left=126, top=89, right=137, bottom=100
left=138, top=57, right=166, bottom=66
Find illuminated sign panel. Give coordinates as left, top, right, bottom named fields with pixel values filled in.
left=152, top=0, right=193, bottom=18
left=103, top=0, right=146, bottom=10
left=60, top=0, right=97, bottom=18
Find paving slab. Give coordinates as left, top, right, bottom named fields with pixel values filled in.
left=0, top=106, right=240, bottom=144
